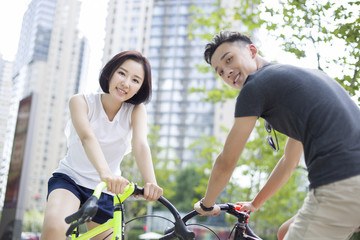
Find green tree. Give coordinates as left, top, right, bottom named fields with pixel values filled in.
left=188, top=0, right=265, bottom=104
left=168, top=165, right=203, bottom=212
left=187, top=134, right=224, bottom=199
left=265, top=0, right=360, bottom=104
left=351, top=231, right=360, bottom=240
left=190, top=0, right=360, bottom=104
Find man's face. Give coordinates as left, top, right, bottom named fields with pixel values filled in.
left=211, top=42, right=258, bottom=90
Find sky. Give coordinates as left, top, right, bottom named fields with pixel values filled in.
left=0, top=0, right=108, bottom=92
left=0, top=0, right=30, bottom=61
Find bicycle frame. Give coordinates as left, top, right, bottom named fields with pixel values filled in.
left=67, top=183, right=135, bottom=240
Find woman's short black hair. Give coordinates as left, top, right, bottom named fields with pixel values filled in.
left=204, top=31, right=253, bottom=65
left=99, top=51, right=152, bottom=105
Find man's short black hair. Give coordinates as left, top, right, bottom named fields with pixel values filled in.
left=204, top=31, right=253, bottom=65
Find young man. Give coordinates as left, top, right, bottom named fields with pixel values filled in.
left=194, top=31, right=360, bottom=240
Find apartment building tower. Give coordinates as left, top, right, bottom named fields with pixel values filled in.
left=0, top=56, right=13, bottom=210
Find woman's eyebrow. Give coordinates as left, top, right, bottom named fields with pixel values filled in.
left=119, top=66, right=143, bottom=80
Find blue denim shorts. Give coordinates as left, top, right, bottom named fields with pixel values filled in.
left=48, top=173, right=113, bottom=224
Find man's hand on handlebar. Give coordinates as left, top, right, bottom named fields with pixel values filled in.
left=194, top=200, right=221, bottom=216
left=235, top=201, right=258, bottom=213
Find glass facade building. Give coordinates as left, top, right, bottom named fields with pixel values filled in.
left=147, top=1, right=217, bottom=164
left=14, top=0, right=56, bottom=75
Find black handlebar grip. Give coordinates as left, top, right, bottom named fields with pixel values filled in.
left=65, top=210, right=83, bottom=224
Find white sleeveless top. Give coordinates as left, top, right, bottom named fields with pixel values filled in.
left=55, top=93, right=135, bottom=192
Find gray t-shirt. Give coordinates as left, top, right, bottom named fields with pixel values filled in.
left=235, top=63, right=360, bottom=189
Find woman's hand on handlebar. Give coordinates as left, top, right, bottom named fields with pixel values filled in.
left=194, top=200, right=221, bottom=216
left=236, top=201, right=258, bottom=212
left=142, top=182, right=163, bottom=201
left=101, top=173, right=130, bottom=195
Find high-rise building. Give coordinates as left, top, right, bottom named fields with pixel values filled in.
left=103, top=0, right=219, bottom=165
left=0, top=0, right=87, bottom=212
left=0, top=56, right=13, bottom=210
left=13, top=0, right=56, bottom=76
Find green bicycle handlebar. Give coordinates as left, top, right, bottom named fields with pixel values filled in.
left=92, top=181, right=136, bottom=202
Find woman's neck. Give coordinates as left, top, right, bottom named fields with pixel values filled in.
left=101, top=93, right=122, bottom=121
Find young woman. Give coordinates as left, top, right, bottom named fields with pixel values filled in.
left=41, top=51, right=163, bottom=240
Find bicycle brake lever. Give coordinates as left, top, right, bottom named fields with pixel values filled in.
left=65, top=219, right=84, bottom=236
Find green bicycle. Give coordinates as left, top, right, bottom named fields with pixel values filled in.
left=65, top=182, right=195, bottom=240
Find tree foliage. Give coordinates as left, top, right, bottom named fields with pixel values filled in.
left=264, top=0, right=360, bottom=104
left=167, top=165, right=203, bottom=212
left=188, top=0, right=265, bottom=104
left=189, top=0, right=360, bottom=105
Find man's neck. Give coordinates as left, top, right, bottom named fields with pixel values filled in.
left=256, top=56, right=269, bottom=71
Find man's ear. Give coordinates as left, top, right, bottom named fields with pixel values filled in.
left=249, top=44, right=258, bottom=58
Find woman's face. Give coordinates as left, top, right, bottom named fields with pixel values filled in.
left=108, top=59, right=145, bottom=102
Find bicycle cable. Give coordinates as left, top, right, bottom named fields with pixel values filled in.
left=228, top=224, right=237, bottom=239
